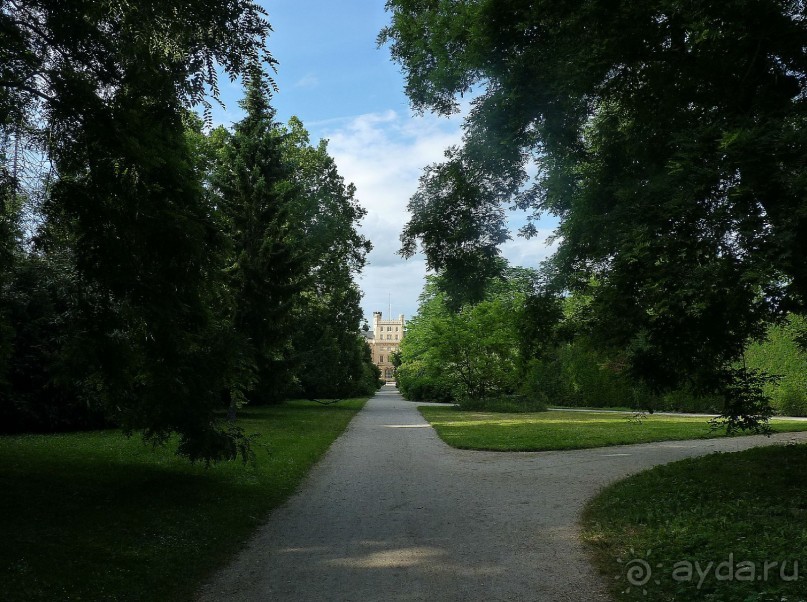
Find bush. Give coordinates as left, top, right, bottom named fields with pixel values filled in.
left=777, top=385, right=807, bottom=417
left=743, top=315, right=807, bottom=417
left=0, top=255, right=111, bottom=434
left=398, top=376, right=455, bottom=403
left=522, top=342, right=638, bottom=408
left=657, top=388, right=722, bottom=414
left=522, top=342, right=729, bottom=414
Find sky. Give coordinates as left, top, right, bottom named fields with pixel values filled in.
left=211, top=1, right=558, bottom=322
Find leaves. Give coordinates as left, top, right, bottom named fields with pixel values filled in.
left=0, top=0, right=380, bottom=462
left=397, top=268, right=531, bottom=403
left=400, top=147, right=511, bottom=307
left=383, top=0, right=807, bottom=422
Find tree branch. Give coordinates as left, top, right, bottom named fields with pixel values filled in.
left=0, top=80, right=53, bottom=103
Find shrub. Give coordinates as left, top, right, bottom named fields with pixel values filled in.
left=524, top=342, right=728, bottom=414
left=743, top=315, right=807, bottom=417
left=777, top=385, right=807, bottom=417
left=522, top=342, right=638, bottom=408
left=0, top=255, right=111, bottom=433
left=398, top=375, right=455, bottom=403
left=657, top=388, right=722, bottom=414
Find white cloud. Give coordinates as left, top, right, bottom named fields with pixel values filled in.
left=293, top=74, right=319, bottom=89
left=500, top=228, right=559, bottom=269
left=312, top=109, right=559, bottom=321
left=502, top=207, right=560, bottom=269
left=319, top=109, right=462, bottom=320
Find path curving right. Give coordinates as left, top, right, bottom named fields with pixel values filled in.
left=199, top=384, right=807, bottom=602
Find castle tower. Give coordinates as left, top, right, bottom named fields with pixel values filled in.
left=367, top=311, right=405, bottom=382
left=373, top=311, right=382, bottom=340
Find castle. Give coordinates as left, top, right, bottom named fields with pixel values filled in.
left=366, top=311, right=405, bottom=381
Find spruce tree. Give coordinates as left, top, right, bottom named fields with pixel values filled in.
left=215, top=74, right=306, bottom=405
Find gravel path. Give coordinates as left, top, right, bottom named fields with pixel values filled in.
left=198, top=384, right=807, bottom=601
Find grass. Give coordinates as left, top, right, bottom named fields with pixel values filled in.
left=582, top=444, right=807, bottom=601
left=418, top=407, right=807, bottom=451
left=547, top=405, right=651, bottom=413
left=0, top=398, right=367, bottom=601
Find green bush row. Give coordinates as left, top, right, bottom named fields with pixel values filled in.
left=520, top=318, right=807, bottom=417
left=519, top=343, right=721, bottom=414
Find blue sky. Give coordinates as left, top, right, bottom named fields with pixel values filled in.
left=212, top=1, right=558, bottom=322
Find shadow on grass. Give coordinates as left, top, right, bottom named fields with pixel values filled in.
left=0, top=450, right=262, bottom=601
left=583, top=445, right=807, bottom=601
left=419, top=407, right=807, bottom=451
left=0, top=397, right=369, bottom=601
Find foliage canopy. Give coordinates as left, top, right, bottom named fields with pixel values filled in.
left=382, top=0, right=807, bottom=402
left=0, top=2, right=377, bottom=460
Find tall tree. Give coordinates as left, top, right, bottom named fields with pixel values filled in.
left=1, top=0, right=272, bottom=460
left=381, top=1, right=807, bottom=414
left=0, top=168, right=18, bottom=394
left=397, top=266, right=534, bottom=404
left=278, top=118, right=375, bottom=398
left=214, top=76, right=306, bottom=406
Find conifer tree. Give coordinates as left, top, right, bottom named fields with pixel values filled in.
left=215, top=74, right=306, bottom=405
left=0, top=0, right=272, bottom=460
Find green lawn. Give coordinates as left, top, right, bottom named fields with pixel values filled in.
left=0, top=398, right=367, bottom=601
left=418, top=407, right=807, bottom=451
left=583, top=444, right=807, bottom=601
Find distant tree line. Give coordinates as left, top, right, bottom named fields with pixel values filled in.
left=0, top=1, right=379, bottom=461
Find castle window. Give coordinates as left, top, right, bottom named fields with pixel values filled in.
left=380, top=355, right=384, bottom=363
left=395, top=335, right=398, bottom=340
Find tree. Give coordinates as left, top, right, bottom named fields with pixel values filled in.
left=397, top=267, right=533, bottom=404
left=0, top=181, right=20, bottom=396
left=395, top=279, right=458, bottom=402
left=400, top=146, right=511, bottom=308
left=1, top=0, right=273, bottom=460
left=213, top=75, right=306, bottom=406
left=0, top=247, right=112, bottom=433
left=210, top=101, right=375, bottom=403
left=381, top=1, right=807, bottom=420
left=277, top=117, right=375, bottom=398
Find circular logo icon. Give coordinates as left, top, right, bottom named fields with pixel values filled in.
left=625, top=558, right=652, bottom=587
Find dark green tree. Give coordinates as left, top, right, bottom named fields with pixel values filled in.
left=1, top=0, right=272, bottom=460
left=213, top=75, right=306, bottom=406
left=381, top=1, right=807, bottom=422
left=400, top=146, right=510, bottom=308
left=0, top=177, right=19, bottom=396
left=278, top=118, right=375, bottom=398
left=0, top=246, right=113, bottom=433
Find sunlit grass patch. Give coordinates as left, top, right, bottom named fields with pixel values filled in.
left=418, top=407, right=807, bottom=451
